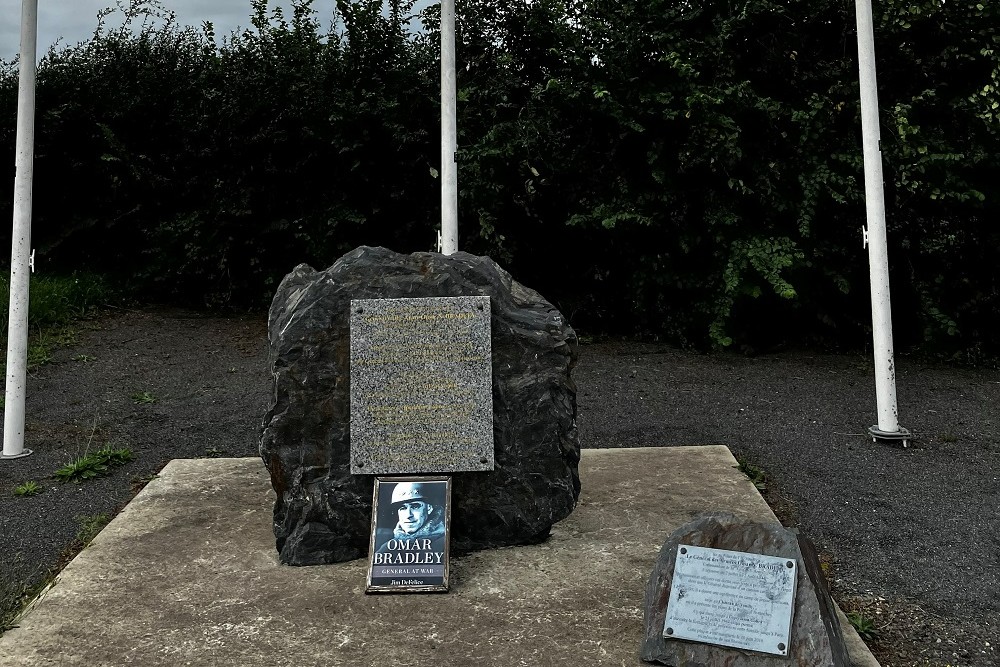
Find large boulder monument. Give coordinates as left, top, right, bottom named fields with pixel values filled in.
left=260, top=246, right=580, bottom=565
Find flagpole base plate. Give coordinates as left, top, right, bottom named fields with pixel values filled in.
left=1, top=449, right=33, bottom=460
left=868, top=426, right=912, bottom=448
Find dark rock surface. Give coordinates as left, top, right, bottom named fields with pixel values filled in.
left=260, top=246, right=580, bottom=565
left=641, top=512, right=850, bottom=667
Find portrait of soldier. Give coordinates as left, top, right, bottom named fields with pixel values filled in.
left=376, top=480, right=447, bottom=554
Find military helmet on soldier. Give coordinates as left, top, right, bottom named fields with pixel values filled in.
left=390, top=481, right=431, bottom=509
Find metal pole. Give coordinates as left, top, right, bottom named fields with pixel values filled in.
left=2, top=0, right=38, bottom=460
left=854, top=0, right=910, bottom=446
left=440, top=0, right=458, bottom=255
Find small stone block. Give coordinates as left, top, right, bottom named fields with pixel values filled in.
left=641, top=512, right=851, bottom=667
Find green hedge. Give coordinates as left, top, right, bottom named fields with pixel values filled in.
left=0, top=0, right=997, bottom=357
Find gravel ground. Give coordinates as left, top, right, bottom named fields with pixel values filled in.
left=0, top=307, right=997, bottom=666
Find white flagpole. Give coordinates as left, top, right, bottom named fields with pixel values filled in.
left=440, top=0, right=458, bottom=255
left=854, top=0, right=910, bottom=447
left=2, top=0, right=39, bottom=460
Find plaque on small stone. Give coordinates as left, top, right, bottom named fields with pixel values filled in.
left=663, top=545, right=797, bottom=656
left=350, top=296, right=493, bottom=474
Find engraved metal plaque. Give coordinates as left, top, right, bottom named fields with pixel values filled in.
left=663, top=545, right=797, bottom=656
left=350, top=296, right=493, bottom=474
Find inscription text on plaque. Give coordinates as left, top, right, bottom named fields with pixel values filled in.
left=663, top=545, right=797, bottom=656
left=350, top=296, right=493, bottom=474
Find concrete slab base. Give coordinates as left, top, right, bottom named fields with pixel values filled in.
left=0, top=446, right=879, bottom=666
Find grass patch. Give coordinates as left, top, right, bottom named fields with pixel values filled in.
left=735, top=456, right=768, bottom=492
left=11, top=481, right=42, bottom=497
left=130, top=473, right=159, bottom=494
left=26, top=341, right=52, bottom=367
left=54, top=447, right=134, bottom=483
left=846, top=610, right=880, bottom=642
left=0, top=273, right=115, bottom=334
left=131, top=391, right=156, bottom=405
left=132, top=391, right=156, bottom=405
left=24, top=327, right=79, bottom=369
left=75, top=513, right=111, bottom=546
left=731, top=450, right=800, bottom=526
left=0, top=573, right=50, bottom=633
left=0, top=273, right=118, bottom=371
left=1, top=511, right=112, bottom=633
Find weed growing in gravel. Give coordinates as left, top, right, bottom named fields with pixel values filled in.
left=846, top=610, right=880, bottom=642
left=130, top=473, right=159, bottom=494
left=19, top=327, right=81, bottom=370
left=26, top=341, right=52, bottom=367
left=97, top=447, right=133, bottom=466
left=75, top=513, right=110, bottom=546
left=12, top=481, right=42, bottom=497
left=54, top=447, right=134, bottom=483
left=735, top=457, right=768, bottom=492
left=55, top=456, right=107, bottom=482
left=72, top=354, right=96, bottom=363
left=0, top=573, right=49, bottom=633
left=0, top=274, right=117, bottom=373
left=131, top=390, right=156, bottom=404
left=1, top=508, right=112, bottom=633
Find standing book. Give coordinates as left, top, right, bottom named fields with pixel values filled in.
left=367, top=476, right=451, bottom=593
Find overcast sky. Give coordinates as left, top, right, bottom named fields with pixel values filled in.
left=0, top=1, right=349, bottom=62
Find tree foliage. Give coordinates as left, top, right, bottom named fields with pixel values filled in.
left=0, top=0, right=997, bottom=357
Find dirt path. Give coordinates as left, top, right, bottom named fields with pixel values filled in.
left=1, top=308, right=996, bottom=666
